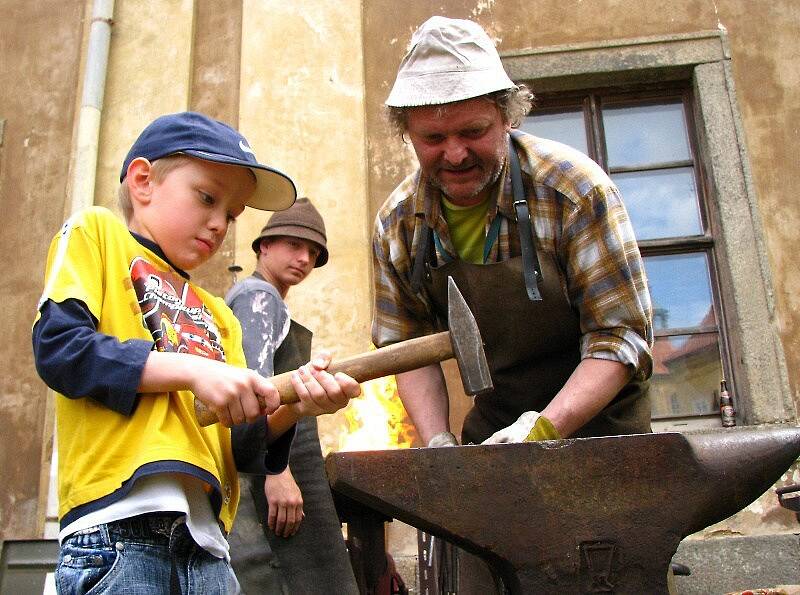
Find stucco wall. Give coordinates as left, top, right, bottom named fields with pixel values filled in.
left=236, top=0, right=371, bottom=444
left=722, top=0, right=800, bottom=415
left=237, top=0, right=371, bottom=357
left=0, top=0, right=85, bottom=539
left=95, top=0, right=195, bottom=213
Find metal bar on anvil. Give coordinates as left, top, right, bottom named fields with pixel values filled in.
left=325, top=426, right=800, bottom=594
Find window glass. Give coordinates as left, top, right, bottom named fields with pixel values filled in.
left=613, top=168, right=702, bottom=240
left=521, top=110, right=589, bottom=155
left=650, top=334, right=721, bottom=417
left=528, top=88, right=729, bottom=426
left=603, top=103, right=691, bottom=168
left=644, top=253, right=716, bottom=331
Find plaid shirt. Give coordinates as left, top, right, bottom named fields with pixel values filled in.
left=371, top=132, right=653, bottom=380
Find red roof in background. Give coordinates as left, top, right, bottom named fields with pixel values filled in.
left=653, top=307, right=717, bottom=374
left=652, top=339, right=675, bottom=375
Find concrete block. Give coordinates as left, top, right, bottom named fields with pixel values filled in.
left=673, top=533, right=800, bottom=594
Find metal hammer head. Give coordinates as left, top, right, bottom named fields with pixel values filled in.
left=447, top=276, right=493, bottom=396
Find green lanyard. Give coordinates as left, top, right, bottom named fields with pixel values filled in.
left=483, top=214, right=502, bottom=263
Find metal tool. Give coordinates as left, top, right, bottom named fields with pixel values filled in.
left=776, top=482, right=800, bottom=522
left=195, top=276, right=492, bottom=426
left=326, top=426, right=800, bottom=594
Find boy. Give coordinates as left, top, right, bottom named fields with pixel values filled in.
left=226, top=198, right=358, bottom=593
left=32, top=111, right=360, bottom=594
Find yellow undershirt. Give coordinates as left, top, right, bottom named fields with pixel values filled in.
left=441, top=196, right=490, bottom=264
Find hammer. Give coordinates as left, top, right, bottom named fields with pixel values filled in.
left=194, top=276, right=493, bottom=426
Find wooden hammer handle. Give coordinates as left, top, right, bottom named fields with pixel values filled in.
left=194, top=330, right=453, bottom=426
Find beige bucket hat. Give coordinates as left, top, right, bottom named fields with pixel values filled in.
left=385, top=16, right=516, bottom=108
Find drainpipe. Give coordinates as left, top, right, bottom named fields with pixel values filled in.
left=39, top=0, right=116, bottom=538
left=69, top=0, right=115, bottom=214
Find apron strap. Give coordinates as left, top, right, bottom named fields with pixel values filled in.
left=509, top=131, right=543, bottom=301
left=411, top=216, right=433, bottom=293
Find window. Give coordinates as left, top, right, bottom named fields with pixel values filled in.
left=522, top=86, right=727, bottom=429
left=503, top=31, right=793, bottom=430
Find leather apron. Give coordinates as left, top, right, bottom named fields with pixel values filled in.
left=415, top=138, right=651, bottom=444
left=230, top=321, right=358, bottom=594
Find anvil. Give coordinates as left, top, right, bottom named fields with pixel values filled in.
left=326, top=426, right=800, bottom=594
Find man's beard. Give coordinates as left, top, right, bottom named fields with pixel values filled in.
left=429, top=154, right=505, bottom=203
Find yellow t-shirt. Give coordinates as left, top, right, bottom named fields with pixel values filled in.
left=36, top=206, right=243, bottom=531
left=441, top=196, right=490, bottom=264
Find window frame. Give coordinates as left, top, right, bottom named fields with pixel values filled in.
left=528, top=85, right=729, bottom=427
left=502, top=31, right=793, bottom=427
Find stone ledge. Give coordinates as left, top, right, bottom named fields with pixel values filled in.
left=389, top=534, right=800, bottom=595
left=673, top=533, right=800, bottom=595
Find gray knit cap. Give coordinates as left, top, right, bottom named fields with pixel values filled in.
left=251, top=197, right=328, bottom=267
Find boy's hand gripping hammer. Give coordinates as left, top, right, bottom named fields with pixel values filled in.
left=194, top=277, right=493, bottom=426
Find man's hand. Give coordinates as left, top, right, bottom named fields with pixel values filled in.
left=482, top=410, right=561, bottom=444
left=285, top=350, right=361, bottom=418
left=265, top=468, right=304, bottom=538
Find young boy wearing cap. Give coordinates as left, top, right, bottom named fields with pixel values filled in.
left=226, top=198, right=358, bottom=593
left=32, top=112, right=360, bottom=594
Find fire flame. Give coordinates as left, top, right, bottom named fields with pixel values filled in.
left=330, top=375, right=418, bottom=453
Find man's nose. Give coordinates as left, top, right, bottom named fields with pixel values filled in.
left=442, top=137, right=468, bottom=166
left=297, top=247, right=312, bottom=264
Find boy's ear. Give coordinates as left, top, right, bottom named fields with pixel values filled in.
left=126, top=158, right=154, bottom=205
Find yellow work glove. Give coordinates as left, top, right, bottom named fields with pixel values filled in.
left=481, top=411, right=561, bottom=444
left=525, top=415, right=561, bottom=442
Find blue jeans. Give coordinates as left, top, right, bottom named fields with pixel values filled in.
left=56, top=513, right=240, bottom=594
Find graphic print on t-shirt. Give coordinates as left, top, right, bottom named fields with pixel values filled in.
left=130, top=256, right=225, bottom=361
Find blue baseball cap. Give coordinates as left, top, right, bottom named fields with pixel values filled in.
left=120, top=112, right=296, bottom=211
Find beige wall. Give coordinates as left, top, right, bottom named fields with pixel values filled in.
left=0, top=0, right=85, bottom=539
left=238, top=0, right=371, bottom=357
left=95, top=0, right=195, bottom=213
left=236, top=0, right=371, bottom=440
left=723, top=1, right=800, bottom=412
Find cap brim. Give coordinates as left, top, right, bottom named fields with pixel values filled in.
left=183, top=149, right=297, bottom=211
left=249, top=167, right=297, bottom=211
